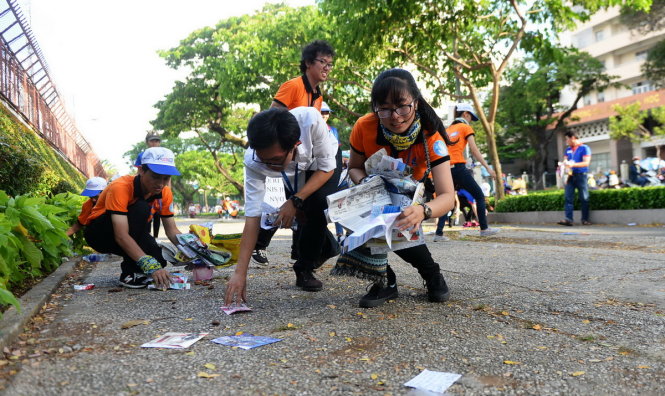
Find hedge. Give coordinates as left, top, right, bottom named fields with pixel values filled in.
left=0, top=191, right=86, bottom=314
left=0, top=104, right=85, bottom=196
left=495, top=186, right=665, bottom=212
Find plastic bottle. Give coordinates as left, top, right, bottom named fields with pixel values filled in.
left=83, top=254, right=108, bottom=262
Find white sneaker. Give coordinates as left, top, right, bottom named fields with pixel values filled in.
left=479, top=228, right=500, bottom=237
left=433, top=234, right=449, bottom=242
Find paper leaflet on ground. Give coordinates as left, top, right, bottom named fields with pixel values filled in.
left=404, top=369, right=462, bottom=394
left=147, top=273, right=191, bottom=290
left=141, top=332, right=208, bottom=348
left=220, top=303, right=252, bottom=315
left=326, top=175, right=392, bottom=223
left=211, top=334, right=282, bottom=350
left=260, top=202, right=297, bottom=230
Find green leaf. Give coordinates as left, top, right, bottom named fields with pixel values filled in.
left=0, top=286, right=20, bottom=312
left=16, top=233, right=42, bottom=271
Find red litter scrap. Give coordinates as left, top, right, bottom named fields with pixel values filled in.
left=73, top=284, right=95, bottom=291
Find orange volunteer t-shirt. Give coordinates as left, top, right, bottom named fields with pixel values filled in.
left=87, top=175, right=174, bottom=223
left=349, top=113, right=450, bottom=180
left=446, top=122, right=474, bottom=164
left=273, top=76, right=323, bottom=110
left=77, top=198, right=96, bottom=226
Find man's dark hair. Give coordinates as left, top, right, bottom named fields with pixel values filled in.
left=564, top=131, right=578, bottom=139
left=300, top=40, right=335, bottom=74
left=247, top=108, right=300, bottom=151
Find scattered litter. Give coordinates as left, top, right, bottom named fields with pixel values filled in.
left=73, top=284, right=95, bottom=291
left=121, top=319, right=150, bottom=329
left=211, top=320, right=221, bottom=326
left=404, top=369, right=461, bottom=394
left=141, top=332, right=208, bottom=349
left=148, top=273, right=191, bottom=290
left=211, top=334, right=281, bottom=350
left=627, top=223, right=637, bottom=226
left=562, top=232, right=579, bottom=235
left=197, top=372, right=220, bottom=379
left=108, top=288, right=123, bottom=293
left=221, top=303, right=252, bottom=315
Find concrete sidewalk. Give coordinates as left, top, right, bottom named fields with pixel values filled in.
left=1, top=220, right=664, bottom=395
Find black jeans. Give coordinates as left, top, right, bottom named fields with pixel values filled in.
left=451, top=164, right=489, bottom=230
left=84, top=199, right=166, bottom=275
left=389, top=244, right=441, bottom=281
left=258, top=149, right=342, bottom=271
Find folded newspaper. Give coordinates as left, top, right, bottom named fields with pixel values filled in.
left=326, top=149, right=426, bottom=254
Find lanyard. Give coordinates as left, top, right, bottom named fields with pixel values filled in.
left=281, top=164, right=299, bottom=196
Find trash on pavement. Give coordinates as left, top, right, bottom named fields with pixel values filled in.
left=82, top=254, right=109, bottom=262
left=147, top=273, right=191, bottom=290
left=73, top=284, right=95, bottom=291
left=220, top=303, right=252, bottom=315
left=404, top=369, right=462, bottom=394
left=627, top=222, right=637, bottom=226
left=141, top=332, right=208, bottom=349
left=211, top=334, right=281, bottom=350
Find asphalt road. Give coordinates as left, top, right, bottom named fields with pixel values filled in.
left=1, top=218, right=664, bottom=395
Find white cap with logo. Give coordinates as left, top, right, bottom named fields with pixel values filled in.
left=81, top=177, right=108, bottom=197
left=140, top=147, right=181, bottom=176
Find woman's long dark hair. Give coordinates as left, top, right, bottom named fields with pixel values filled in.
left=370, top=68, right=454, bottom=145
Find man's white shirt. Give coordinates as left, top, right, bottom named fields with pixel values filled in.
left=244, top=107, right=339, bottom=217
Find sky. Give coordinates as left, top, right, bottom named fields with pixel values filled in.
left=16, top=0, right=314, bottom=174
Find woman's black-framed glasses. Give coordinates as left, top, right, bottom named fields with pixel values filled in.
left=314, top=58, right=334, bottom=69
left=375, top=100, right=416, bottom=119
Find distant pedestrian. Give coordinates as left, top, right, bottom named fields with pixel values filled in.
left=558, top=131, right=592, bottom=226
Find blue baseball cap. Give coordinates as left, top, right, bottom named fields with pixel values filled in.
left=81, top=177, right=108, bottom=197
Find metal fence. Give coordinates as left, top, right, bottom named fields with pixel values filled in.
left=0, top=0, right=104, bottom=178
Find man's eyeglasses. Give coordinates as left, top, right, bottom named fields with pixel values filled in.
left=252, top=149, right=295, bottom=168
left=314, top=58, right=334, bottom=69
left=375, top=100, right=416, bottom=119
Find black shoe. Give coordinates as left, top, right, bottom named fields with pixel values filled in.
left=119, top=273, right=148, bottom=289
left=294, top=269, right=323, bottom=292
left=424, top=273, right=450, bottom=302
left=251, top=249, right=269, bottom=265
left=557, top=219, right=573, bottom=226
left=359, top=282, right=398, bottom=308
left=289, top=250, right=298, bottom=264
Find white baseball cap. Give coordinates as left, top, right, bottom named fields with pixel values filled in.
left=140, top=147, right=181, bottom=176
left=81, top=177, right=108, bottom=197
left=456, top=103, right=479, bottom=121
left=321, top=101, right=332, bottom=112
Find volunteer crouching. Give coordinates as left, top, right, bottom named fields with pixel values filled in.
left=84, top=147, right=182, bottom=289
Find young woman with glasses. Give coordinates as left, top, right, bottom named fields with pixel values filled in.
left=338, top=68, right=456, bottom=308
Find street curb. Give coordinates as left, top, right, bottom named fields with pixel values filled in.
left=0, top=258, right=78, bottom=351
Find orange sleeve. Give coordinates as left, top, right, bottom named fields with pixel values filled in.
left=160, top=187, right=175, bottom=217
left=427, top=132, right=450, bottom=163
left=77, top=199, right=94, bottom=225
left=349, top=114, right=376, bottom=156
left=273, top=79, right=298, bottom=108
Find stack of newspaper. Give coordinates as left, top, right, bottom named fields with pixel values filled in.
left=326, top=149, right=426, bottom=254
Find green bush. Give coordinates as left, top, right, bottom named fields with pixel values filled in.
left=0, top=190, right=85, bottom=314
left=495, top=187, right=665, bottom=212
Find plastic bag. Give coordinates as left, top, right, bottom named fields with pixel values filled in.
left=211, top=233, right=242, bottom=265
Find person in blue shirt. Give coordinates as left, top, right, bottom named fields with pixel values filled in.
left=558, top=131, right=592, bottom=226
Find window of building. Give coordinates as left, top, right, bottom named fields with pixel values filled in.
left=632, top=81, right=654, bottom=95
left=594, top=29, right=605, bottom=42
left=584, top=94, right=593, bottom=106
left=590, top=152, right=610, bottom=173
left=636, top=50, right=649, bottom=61
left=597, top=91, right=605, bottom=103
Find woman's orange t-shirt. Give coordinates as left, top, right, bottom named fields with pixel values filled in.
left=349, top=114, right=450, bottom=180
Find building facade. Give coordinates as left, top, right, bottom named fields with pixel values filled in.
left=558, top=7, right=665, bottom=176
